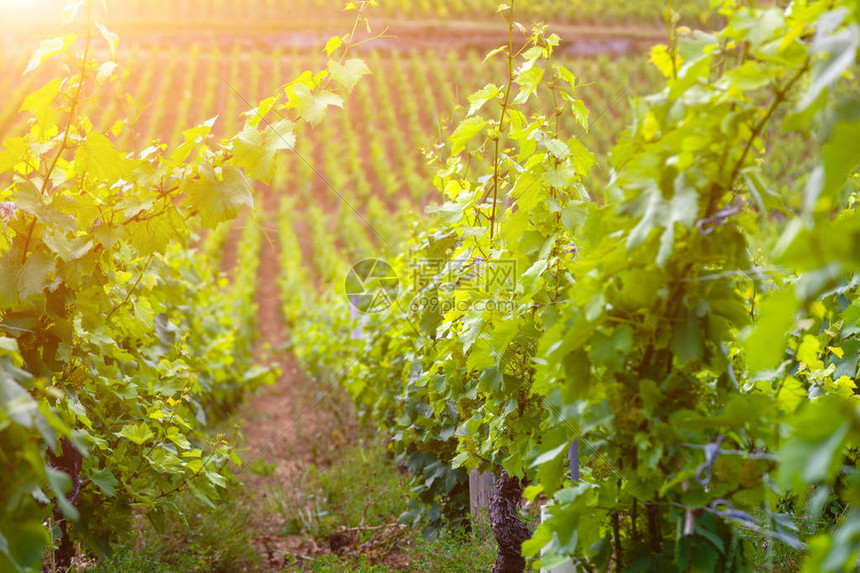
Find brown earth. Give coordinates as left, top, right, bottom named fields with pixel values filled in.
left=238, top=188, right=337, bottom=570
left=229, top=188, right=413, bottom=571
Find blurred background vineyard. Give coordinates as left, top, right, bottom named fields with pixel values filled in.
left=0, top=0, right=799, bottom=272
left=2, top=0, right=716, bottom=30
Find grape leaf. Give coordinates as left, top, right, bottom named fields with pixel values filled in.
left=328, top=58, right=371, bottom=93
left=186, top=165, right=254, bottom=228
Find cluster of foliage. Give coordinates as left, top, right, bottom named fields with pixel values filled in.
left=295, top=0, right=860, bottom=570
left=0, top=0, right=375, bottom=570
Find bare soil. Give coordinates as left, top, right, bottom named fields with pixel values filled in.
left=229, top=188, right=407, bottom=571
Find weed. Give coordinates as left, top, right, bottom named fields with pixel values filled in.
left=72, top=487, right=261, bottom=573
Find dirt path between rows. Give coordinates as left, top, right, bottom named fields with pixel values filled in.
left=232, top=189, right=364, bottom=571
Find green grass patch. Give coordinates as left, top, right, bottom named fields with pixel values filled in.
left=74, top=433, right=498, bottom=572
left=72, top=486, right=262, bottom=572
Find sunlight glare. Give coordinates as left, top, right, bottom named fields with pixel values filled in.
left=0, top=0, right=53, bottom=14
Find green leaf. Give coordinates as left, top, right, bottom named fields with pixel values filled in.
left=0, top=137, right=27, bottom=173
left=466, top=344, right=495, bottom=370
left=118, top=421, right=155, bottom=445
left=483, top=45, right=508, bottom=63
left=449, top=116, right=488, bottom=155
left=186, top=164, right=254, bottom=228
left=47, top=467, right=80, bottom=521
left=96, top=22, right=119, bottom=59
left=18, top=251, right=55, bottom=302
left=0, top=362, right=38, bottom=428
left=170, top=115, right=218, bottom=162
left=545, top=139, right=570, bottom=160
left=148, top=448, right=183, bottom=473
left=561, top=201, right=587, bottom=231
left=554, top=63, right=577, bottom=88
left=61, top=1, right=84, bottom=24
left=89, top=467, right=119, bottom=496
left=531, top=442, right=569, bottom=468
left=777, top=376, right=806, bottom=413
left=76, top=132, right=139, bottom=181
left=232, top=120, right=295, bottom=185
left=328, top=58, right=370, bottom=93
left=649, top=44, right=677, bottom=78
left=513, top=66, right=543, bottom=105
left=166, top=428, right=192, bottom=450
left=19, top=78, right=61, bottom=133
left=0, top=517, right=50, bottom=571
left=467, top=83, right=500, bottom=116
left=816, top=510, right=860, bottom=572
left=43, top=229, right=93, bottom=262
left=780, top=421, right=850, bottom=487
left=324, top=35, right=344, bottom=56
left=800, top=10, right=859, bottom=109
left=187, top=480, right=217, bottom=509
left=543, top=164, right=577, bottom=188
left=520, top=258, right=548, bottom=291
left=14, top=182, right=77, bottom=232
left=626, top=178, right=699, bottom=266
left=625, top=184, right=662, bottom=253
left=288, top=85, right=343, bottom=126
left=125, top=205, right=186, bottom=255
left=96, top=61, right=119, bottom=82
left=746, top=8, right=785, bottom=48
left=744, top=289, right=798, bottom=373
left=569, top=99, right=589, bottom=131
left=813, top=103, right=860, bottom=210
left=724, top=60, right=772, bottom=91
left=458, top=315, right=484, bottom=354
left=24, top=36, right=72, bottom=74
left=567, top=140, right=596, bottom=175
left=521, top=522, right=553, bottom=557
left=797, top=334, right=822, bottom=366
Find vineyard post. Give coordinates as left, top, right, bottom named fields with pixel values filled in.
left=469, top=469, right=494, bottom=526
